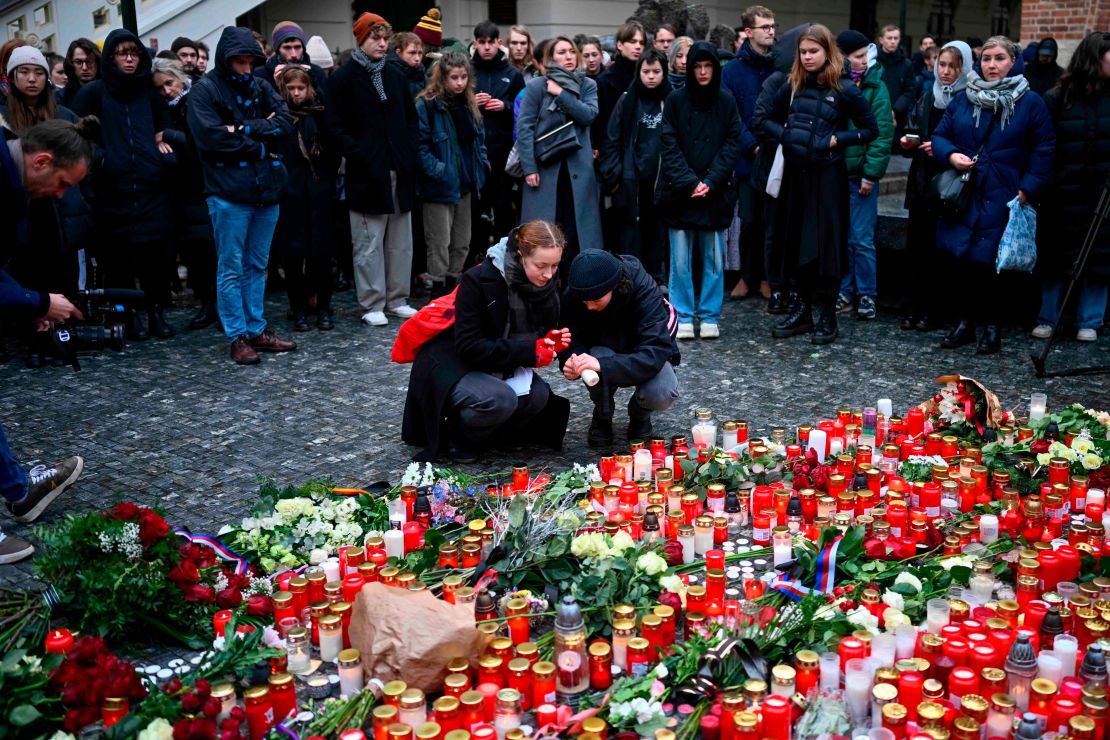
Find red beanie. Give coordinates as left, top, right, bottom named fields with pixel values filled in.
left=353, top=12, right=390, bottom=46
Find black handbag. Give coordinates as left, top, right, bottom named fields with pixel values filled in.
left=533, top=117, right=580, bottom=166
left=928, top=116, right=996, bottom=220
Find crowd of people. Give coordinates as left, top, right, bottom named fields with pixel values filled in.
left=1, top=11, right=1109, bottom=472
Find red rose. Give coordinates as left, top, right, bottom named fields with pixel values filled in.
left=194, top=679, right=211, bottom=698
left=658, top=590, right=682, bottom=613
left=164, top=677, right=184, bottom=695
left=180, top=691, right=203, bottom=713
left=811, top=468, right=829, bottom=492
left=184, top=584, right=216, bottom=604
left=864, top=538, right=889, bottom=560
left=662, top=539, right=684, bottom=567
left=246, top=594, right=274, bottom=617
left=203, top=697, right=221, bottom=719
left=793, top=474, right=811, bottom=490
left=168, top=560, right=200, bottom=587
left=225, top=572, right=252, bottom=591
left=220, top=730, right=240, bottom=740
left=216, top=587, right=243, bottom=610
left=109, top=502, right=141, bottom=521
left=138, top=509, right=170, bottom=548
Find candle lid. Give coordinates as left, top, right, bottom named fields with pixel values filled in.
left=400, top=688, right=425, bottom=709
left=458, top=690, right=484, bottom=708
left=388, top=725, right=413, bottom=739
left=415, top=723, right=442, bottom=740
left=589, top=642, right=612, bottom=658
left=507, top=657, right=530, bottom=672
left=383, top=680, right=408, bottom=697
left=532, top=661, right=556, bottom=676
left=881, top=702, right=907, bottom=721
left=374, top=705, right=399, bottom=720
left=444, top=674, right=468, bottom=690
left=337, top=649, right=360, bottom=668
left=444, top=733, right=470, bottom=740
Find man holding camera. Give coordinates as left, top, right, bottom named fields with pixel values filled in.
left=1, top=118, right=93, bottom=562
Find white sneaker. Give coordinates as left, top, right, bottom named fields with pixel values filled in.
left=699, top=323, right=720, bottom=339
left=1077, top=328, right=1098, bottom=342
left=1031, top=324, right=1053, bottom=339
left=361, top=311, right=388, bottom=326
left=386, top=304, right=419, bottom=319
left=676, top=323, right=695, bottom=340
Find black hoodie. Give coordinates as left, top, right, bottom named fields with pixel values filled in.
left=1027, top=38, right=1063, bottom=96
left=594, top=55, right=638, bottom=148
left=656, top=41, right=743, bottom=230
left=186, top=26, right=294, bottom=205
left=875, top=45, right=916, bottom=117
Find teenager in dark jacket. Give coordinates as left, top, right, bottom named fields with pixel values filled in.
left=657, top=42, right=743, bottom=341
left=898, top=41, right=972, bottom=333
left=326, top=13, right=419, bottom=328
left=187, top=26, right=297, bottom=365
left=274, top=66, right=338, bottom=332
left=592, top=21, right=645, bottom=149
left=254, top=22, right=328, bottom=102
left=470, top=22, right=525, bottom=261
left=599, top=49, right=671, bottom=283
left=753, top=24, right=879, bottom=345
left=152, top=59, right=217, bottom=331
left=1026, top=37, right=1064, bottom=97
left=721, top=5, right=778, bottom=303
left=668, top=37, right=692, bottom=90
left=875, top=25, right=916, bottom=134
left=416, top=53, right=490, bottom=294
left=561, top=250, right=679, bottom=448
left=56, top=39, right=99, bottom=109
left=388, top=32, right=428, bottom=100
left=1033, top=32, right=1110, bottom=343
left=835, top=32, right=893, bottom=321
left=402, top=220, right=571, bottom=463
left=71, top=28, right=176, bottom=341
left=932, top=36, right=1055, bottom=355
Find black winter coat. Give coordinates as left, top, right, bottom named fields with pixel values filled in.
left=471, top=52, right=524, bottom=160
left=560, top=256, right=679, bottom=401
left=186, top=27, right=294, bottom=206
left=161, top=91, right=213, bottom=241
left=255, top=52, right=329, bottom=102
left=70, top=29, right=174, bottom=243
left=1039, top=85, right=1110, bottom=280
left=386, top=51, right=428, bottom=101
left=273, top=103, right=337, bottom=259
left=876, top=47, right=916, bottom=119
left=401, top=258, right=570, bottom=461
left=902, top=91, right=947, bottom=211
left=593, top=56, right=636, bottom=152
left=656, top=42, right=743, bottom=231
left=325, top=57, right=417, bottom=215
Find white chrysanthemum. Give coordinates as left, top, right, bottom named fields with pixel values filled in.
left=137, top=719, right=173, bottom=740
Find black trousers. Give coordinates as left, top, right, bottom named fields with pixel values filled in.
left=284, top=255, right=333, bottom=312
left=181, top=238, right=216, bottom=304
left=101, top=238, right=171, bottom=309
left=737, top=180, right=767, bottom=288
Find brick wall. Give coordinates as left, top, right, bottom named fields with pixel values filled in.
left=1020, top=0, right=1109, bottom=65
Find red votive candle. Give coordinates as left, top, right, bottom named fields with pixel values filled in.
left=948, top=667, right=978, bottom=705
left=213, top=609, right=233, bottom=639
left=1025, top=602, right=1049, bottom=634
left=700, top=713, right=720, bottom=740
left=970, top=644, right=997, bottom=673
left=535, top=704, right=557, bottom=730
left=944, top=638, right=970, bottom=667
left=898, top=670, right=923, bottom=720
left=839, top=637, right=866, bottom=671
left=45, top=628, right=74, bottom=655
left=476, top=682, right=499, bottom=722
left=760, top=695, right=792, bottom=739
left=341, top=574, right=365, bottom=604
left=706, top=549, right=725, bottom=572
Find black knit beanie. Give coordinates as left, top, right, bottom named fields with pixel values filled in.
left=836, top=30, right=870, bottom=57
left=567, top=250, right=623, bottom=301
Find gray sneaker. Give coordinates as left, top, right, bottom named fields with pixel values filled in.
left=0, top=535, right=34, bottom=565
left=8, top=456, right=83, bottom=524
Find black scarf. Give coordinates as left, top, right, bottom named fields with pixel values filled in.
left=471, top=52, right=508, bottom=73
left=634, top=74, right=672, bottom=102
left=503, top=242, right=560, bottom=339
left=445, top=94, right=477, bottom=146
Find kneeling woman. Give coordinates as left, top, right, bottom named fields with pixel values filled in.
left=402, top=220, right=572, bottom=462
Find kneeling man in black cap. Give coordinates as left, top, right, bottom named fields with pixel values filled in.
left=561, top=250, right=680, bottom=448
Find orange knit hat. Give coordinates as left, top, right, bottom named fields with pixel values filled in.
left=353, top=12, right=390, bottom=45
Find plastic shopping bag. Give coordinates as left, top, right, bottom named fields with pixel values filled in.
left=995, top=196, right=1038, bottom=273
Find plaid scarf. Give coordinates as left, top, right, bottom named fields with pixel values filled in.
left=965, top=70, right=1029, bottom=130
left=352, top=48, right=388, bottom=101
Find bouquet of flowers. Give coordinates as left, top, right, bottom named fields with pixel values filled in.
left=35, top=503, right=211, bottom=646
left=226, top=480, right=389, bottom=574
left=50, top=636, right=147, bottom=733
left=167, top=543, right=274, bottom=617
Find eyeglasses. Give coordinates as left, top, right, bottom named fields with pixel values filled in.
left=114, top=50, right=140, bottom=60
left=752, top=24, right=778, bottom=32
left=72, top=58, right=95, bottom=67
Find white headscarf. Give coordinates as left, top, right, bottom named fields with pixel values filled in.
left=932, top=40, right=972, bottom=110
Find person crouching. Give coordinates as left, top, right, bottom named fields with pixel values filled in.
left=561, top=250, right=680, bottom=449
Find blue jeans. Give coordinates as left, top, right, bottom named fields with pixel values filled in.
left=839, top=179, right=878, bottom=299
left=0, top=422, right=28, bottom=505
left=668, top=228, right=724, bottom=324
left=208, top=197, right=280, bottom=342
left=1038, top=279, right=1108, bottom=330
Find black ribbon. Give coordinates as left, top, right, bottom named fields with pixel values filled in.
left=672, top=636, right=769, bottom=704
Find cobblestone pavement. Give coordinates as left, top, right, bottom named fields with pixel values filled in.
left=2, top=287, right=1109, bottom=591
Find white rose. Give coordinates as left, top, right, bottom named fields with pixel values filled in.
left=1072, top=436, right=1094, bottom=454
left=881, top=590, right=905, bottom=612
left=940, top=555, right=974, bottom=571
left=636, top=552, right=668, bottom=576
left=883, top=608, right=911, bottom=630
left=659, top=574, right=684, bottom=593
left=846, top=606, right=879, bottom=634
left=893, top=573, right=923, bottom=593
left=1083, top=453, right=1103, bottom=471
left=609, top=530, right=635, bottom=555
left=654, top=663, right=669, bottom=679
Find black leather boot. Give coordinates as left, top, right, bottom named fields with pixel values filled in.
left=812, top=301, right=838, bottom=344
left=126, top=311, right=149, bottom=341
left=976, top=325, right=1002, bottom=354
left=766, top=291, right=788, bottom=315
left=317, top=308, right=335, bottom=331
left=292, top=311, right=311, bottom=332
left=188, top=301, right=218, bottom=330
left=771, top=299, right=813, bottom=338
left=941, top=320, right=977, bottom=349
left=148, top=308, right=175, bottom=339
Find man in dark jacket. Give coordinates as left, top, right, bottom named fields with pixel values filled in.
left=1026, top=38, right=1064, bottom=96
left=470, top=21, right=524, bottom=259
left=875, top=25, right=916, bottom=135
left=56, top=38, right=100, bottom=109
left=254, top=21, right=328, bottom=101
left=721, top=4, right=778, bottom=306
left=187, top=26, right=297, bottom=365
left=561, top=250, right=679, bottom=448
left=0, top=118, right=91, bottom=563
left=326, top=12, right=419, bottom=328
left=171, top=36, right=203, bottom=82
left=71, top=29, right=177, bottom=340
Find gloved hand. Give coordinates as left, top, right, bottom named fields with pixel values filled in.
left=535, top=338, right=556, bottom=367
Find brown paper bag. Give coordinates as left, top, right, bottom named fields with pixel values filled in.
left=348, top=582, right=486, bottom=692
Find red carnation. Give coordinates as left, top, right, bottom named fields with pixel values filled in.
left=180, top=691, right=203, bottom=713
left=109, top=502, right=141, bottom=521
left=662, top=539, right=684, bottom=567
left=203, top=697, right=221, bottom=719
left=184, top=584, right=216, bottom=604
left=168, top=560, right=200, bottom=587
left=246, top=594, right=274, bottom=617
left=216, top=587, right=243, bottom=610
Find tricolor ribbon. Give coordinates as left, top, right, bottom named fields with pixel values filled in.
left=174, top=527, right=250, bottom=575
left=771, top=535, right=842, bottom=602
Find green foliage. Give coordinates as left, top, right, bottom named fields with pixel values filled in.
left=681, top=448, right=783, bottom=499
left=0, top=643, right=63, bottom=739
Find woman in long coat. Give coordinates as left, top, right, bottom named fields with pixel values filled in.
left=516, top=36, right=601, bottom=281
left=931, top=35, right=1055, bottom=354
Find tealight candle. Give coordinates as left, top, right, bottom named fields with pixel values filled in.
left=45, top=628, right=74, bottom=655
left=1030, top=393, right=1047, bottom=422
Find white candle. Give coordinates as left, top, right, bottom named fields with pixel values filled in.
left=383, top=529, right=404, bottom=560
left=1037, top=651, right=1063, bottom=686
left=895, top=624, right=917, bottom=660
left=926, top=598, right=950, bottom=634
left=819, top=652, right=841, bottom=690
left=773, top=542, right=792, bottom=566
left=978, top=515, right=999, bottom=544
left=612, top=632, right=629, bottom=669
left=581, top=369, right=599, bottom=386
left=1055, top=634, right=1078, bottom=678
left=691, top=423, right=715, bottom=448
left=322, top=557, right=342, bottom=583
left=870, top=634, right=896, bottom=668
left=678, top=531, right=695, bottom=564
left=829, top=437, right=844, bottom=458
left=844, top=659, right=871, bottom=726
left=1030, top=392, right=1047, bottom=422
left=694, top=528, right=713, bottom=557
left=319, top=628, right=342, bottom=662
left=619, top=457, right=633, bottom=481
left=807, top=430, right=827, bottom=463
left=722, top=427, right=739, bottom=450
left=877, top=399, right=893, bottom=418
left=633, top=449, right=652, bottom=481
left=339, top=661, right=364, bottom=697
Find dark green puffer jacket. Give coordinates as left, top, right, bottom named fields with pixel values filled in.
left=845, top=61, right=894, bottom=182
